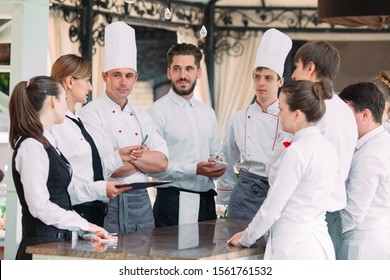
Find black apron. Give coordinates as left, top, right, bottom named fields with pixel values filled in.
left=153, top=187, right=217, bottom=228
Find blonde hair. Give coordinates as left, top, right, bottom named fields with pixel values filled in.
left=51, top=54, right=91, bottom=86
left=372, top=70, right=390, bottom=117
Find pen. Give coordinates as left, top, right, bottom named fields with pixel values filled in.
left=138, top=134, right=148, bottom=150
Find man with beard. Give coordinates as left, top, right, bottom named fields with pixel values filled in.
left=148, top=43, right=227, bottom=227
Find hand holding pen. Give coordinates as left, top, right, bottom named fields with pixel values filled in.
left=127, top=134, right=149, bottom=163
left=116, top=134, right=149, bottom=163
left=138, top=134, right=148, bottom=150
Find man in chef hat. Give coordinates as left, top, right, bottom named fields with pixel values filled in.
left=217, top=28, right=292, bottom=220
left=80, top=21, right=169, bottom=233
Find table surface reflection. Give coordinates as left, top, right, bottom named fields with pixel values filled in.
left=26, top=219, right=266, bottom=260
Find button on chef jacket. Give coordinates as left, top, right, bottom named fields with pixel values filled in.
left=52, top=111, right=123, bottom=205
left=80, top=92, right=169, bottom=184
left=147, top=90, right=222, bottom=192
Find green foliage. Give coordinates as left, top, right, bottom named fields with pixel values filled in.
left=0, top=73, right=10, bottom=95
left=0, top=203, right=5, bottom=218
left=219, top=205, right=228, bottom=219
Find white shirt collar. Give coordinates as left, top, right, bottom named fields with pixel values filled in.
left=44, top=130, right=57, bottom=148
left=356, top=125, right=385, bottom=150
left=168, top=89, right=194, bottom=108
left=65, top=110, right=78, bottom=120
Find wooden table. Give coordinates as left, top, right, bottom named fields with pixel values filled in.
left=26, top=219, right=265, bottom=260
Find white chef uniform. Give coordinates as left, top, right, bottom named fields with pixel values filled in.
left=340, top=125, right=390, bottom=259
left=80, top=22, right=168, bottom=233
left=240, top=126, right=338, bottom=260
left=316, top=93, right=358, bottom=259
left=217, top=28, right=292, bottom=220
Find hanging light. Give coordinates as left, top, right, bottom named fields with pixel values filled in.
left=124, top=0, right=137, bottom=4
left=200, top=25, right=207, bottom=37
left=164, top=7, right=172, bottom=20
left=199, top=4, right=207, bottom=37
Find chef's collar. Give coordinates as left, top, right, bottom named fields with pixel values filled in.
left=102, top=91, right=130, bottom=111
left=293, top=125, right=320, bottom=140
left=356, top=125, right=385, bottom=150
left=253, top=99, right=279, bottom=115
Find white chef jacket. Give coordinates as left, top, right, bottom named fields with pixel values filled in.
left=340, top=125, right=390, bottom=259
left=80, top=92, right=169, bottom=184
left=14, top=131, right=89, bottom=232
left=52, top=111, right=123, bottom=205
left=147, top=90, right=221, bottom=192
left=240, top=126, right=338, bottom=259
left=316, top=93, right=358, bottom=211
left=217, top=100, right=279, bottom=204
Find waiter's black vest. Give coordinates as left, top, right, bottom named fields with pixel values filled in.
left=12, top=137, right=73, bottom=259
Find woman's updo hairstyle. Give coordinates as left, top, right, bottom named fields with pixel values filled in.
left=281, top=78, right=333, bottom=123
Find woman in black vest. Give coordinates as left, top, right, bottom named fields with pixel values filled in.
left=9, top=76, right=113, bottom=260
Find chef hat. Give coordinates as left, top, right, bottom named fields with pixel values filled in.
left=104, top=22, right=137, bottom=72
left=254, top=28, right=292, bottom=77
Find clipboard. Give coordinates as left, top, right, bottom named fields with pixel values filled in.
left=115, top=181, right=172, bottom=190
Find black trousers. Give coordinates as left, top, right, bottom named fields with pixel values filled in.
left=153, top=187, right=217, bottom=228
left=73, top=200, right=107, bottom=227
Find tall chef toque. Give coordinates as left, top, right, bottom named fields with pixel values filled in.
left=104, top=22, right=137, bottom=72
left=254, top=28, right=292, bottom=77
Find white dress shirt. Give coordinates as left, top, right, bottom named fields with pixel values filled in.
left=341, top=125, right=390, bottom=232
left=147, top=90, right=222, bottom=192
left=340, top=125, right=390, bottom=259
left=240, top=126, right=338, bottom=259
left=316, top=94, right=358, bottom=211
left=80, top=92, right=169, bottom=183
left=52, top=111, right=123, bottom=205
left=14, top=131, right=89, bottom=231
left=217, top=100, right=279, bottom=204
